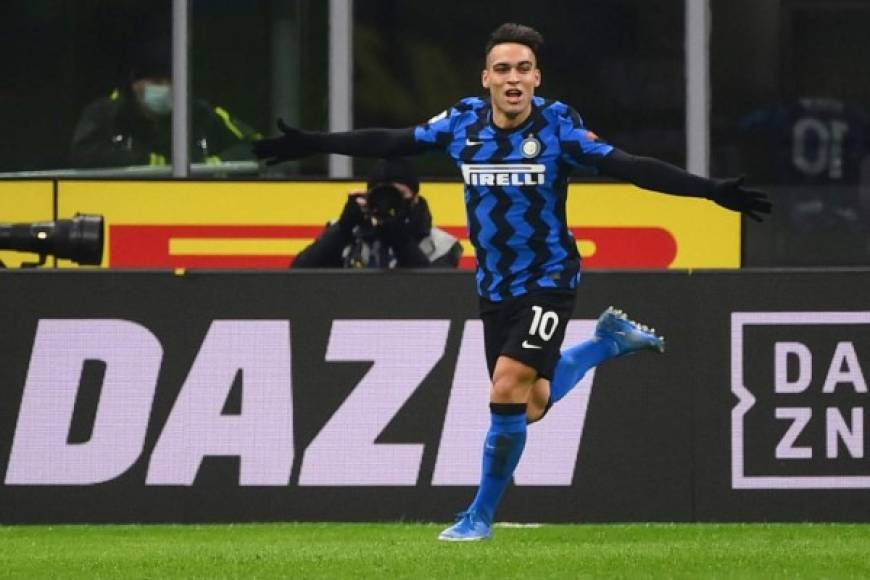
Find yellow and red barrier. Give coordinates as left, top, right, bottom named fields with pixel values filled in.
left=2, top=180, right=740, bottom=269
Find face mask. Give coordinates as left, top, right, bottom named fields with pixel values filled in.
left=141, top=83, right=173, bottom=116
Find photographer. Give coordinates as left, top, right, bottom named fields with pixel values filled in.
left=292, top=158, right=461, bottom=269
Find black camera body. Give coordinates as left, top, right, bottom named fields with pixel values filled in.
left=364, top=183, right=409, bottom=223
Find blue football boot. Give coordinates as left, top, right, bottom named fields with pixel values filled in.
left=438, top=511, right=493, bottom=542
left=595, top=306, right=665, bottom=357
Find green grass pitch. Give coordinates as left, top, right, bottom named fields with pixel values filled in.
left=2, top=522, right=869, bottom=579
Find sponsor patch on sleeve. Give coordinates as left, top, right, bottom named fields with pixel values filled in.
left=427, top=110, right=448, bottom=124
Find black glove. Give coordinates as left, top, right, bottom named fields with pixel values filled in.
left=405, top=197, right=433, bottom=241
left=337, top=193, right=366, bottom=236
left=252, top=119, right=317, bottom=165
left=708, top=177, right=772, bottom=222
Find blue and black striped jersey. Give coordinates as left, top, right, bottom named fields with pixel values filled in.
left=414, top=96, right=613, bottom=301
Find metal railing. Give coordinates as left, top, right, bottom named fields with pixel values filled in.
left=0, top=161, right=260, bottom=180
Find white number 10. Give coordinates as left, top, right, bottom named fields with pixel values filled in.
left=529, top=305, right=559, bottom=341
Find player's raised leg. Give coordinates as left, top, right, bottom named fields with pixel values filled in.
left=548, top=306, right=665, bottom=405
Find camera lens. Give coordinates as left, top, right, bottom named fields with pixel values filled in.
left=366, top=184, right=406, bottom=220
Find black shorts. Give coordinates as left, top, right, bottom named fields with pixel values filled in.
left=479, top=289, right=577, bottom=381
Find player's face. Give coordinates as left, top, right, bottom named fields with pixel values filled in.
left=482, top=42, right=541, bottom=128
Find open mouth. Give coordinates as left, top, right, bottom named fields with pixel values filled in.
left=505, top=89, right=523, bottom=103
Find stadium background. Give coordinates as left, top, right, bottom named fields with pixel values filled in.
left=1, top=0, right=870, bottom=531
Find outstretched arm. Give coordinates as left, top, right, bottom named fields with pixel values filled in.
left=253, top=119, right=428, bottom=165
left=596, top=149, right=772, bottom=221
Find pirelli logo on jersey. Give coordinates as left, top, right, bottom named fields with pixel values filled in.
left=461, top=164, right=546, bottom=187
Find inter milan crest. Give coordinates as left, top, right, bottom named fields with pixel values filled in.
left=521, top=134, right=541, bottom=158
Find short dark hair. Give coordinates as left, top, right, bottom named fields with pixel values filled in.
left=484, top=23, right=544, bottom=64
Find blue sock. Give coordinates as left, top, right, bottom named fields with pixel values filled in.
left=467, top=403, right=527, bottom=525
left=550, top=337, right=617, bottom=403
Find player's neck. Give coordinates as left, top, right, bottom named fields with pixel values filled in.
left=492, top=106, right=532, bottom=130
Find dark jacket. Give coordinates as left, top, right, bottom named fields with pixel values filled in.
left=70, top=90, right=259, bottom=168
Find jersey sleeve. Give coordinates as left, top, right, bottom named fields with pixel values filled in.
left=413, top=102, right=465, bottom=150
left=558, top=105, right=614, bottom=169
